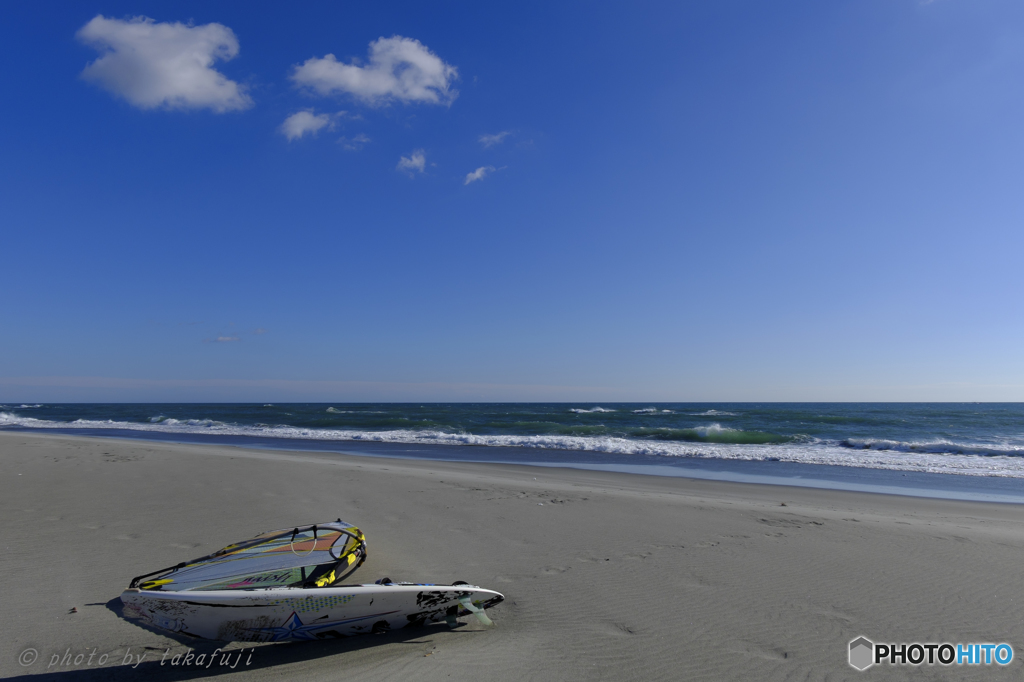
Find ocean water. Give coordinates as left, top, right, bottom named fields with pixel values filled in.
left=2, top=403, right=1024, bottom=484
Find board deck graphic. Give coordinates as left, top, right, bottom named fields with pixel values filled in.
left=121, top=583, right=504, bottom=641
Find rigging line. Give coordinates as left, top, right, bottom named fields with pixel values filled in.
left=290, top=524, right=317, bottom=557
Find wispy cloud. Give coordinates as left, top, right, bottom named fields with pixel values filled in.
left=280, top=109, right=334, bottom=141
left=397, top=149, right=426, bottom=174
left=291, top=36, right=458, bottom=106
left=339, top=133, right=370, bottom=151
left=207, top=336, right=240, bottom=343
left=479, top=131, right=512, bottom=148
left=253, top=328, right=267, bottom=335
left=464, top=165, right=497, bottom=185
left=76, top=15, right=251, bottom=112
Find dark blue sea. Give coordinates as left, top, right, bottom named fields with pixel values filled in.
left=3, top=403, right=1024, bottom=501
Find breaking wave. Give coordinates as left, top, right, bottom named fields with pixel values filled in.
left=689, top=410, right=738, bottom=417
left=632, top=424, right=795, bottom=445
left=3, top=411, right=1024, bottom=478
left=326, top=407, right=387, bottom=414
left=148, top=416, right=225, bottom=427
left=570, top=407, right=616, bottom=413
left=841, top=438, right=1024, bottom=458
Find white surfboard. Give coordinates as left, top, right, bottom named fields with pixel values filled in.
left=118, top=521, right=504, bottom=642
left=121, top=582, right=504, bottom=642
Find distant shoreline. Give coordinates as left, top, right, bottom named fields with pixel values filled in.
left=7, top=426, right=1024, bottom=504
left=4, top=402, right=1024, bottom=487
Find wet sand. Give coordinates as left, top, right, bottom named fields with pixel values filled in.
left=3, top=431, right=1024, bottom=680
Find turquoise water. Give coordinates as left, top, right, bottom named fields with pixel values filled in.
left=3, top=403, right=1024, bottom=480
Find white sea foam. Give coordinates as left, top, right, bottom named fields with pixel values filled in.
left=326, top=407, right=386, bottom=414
left=3, top=411, right=1024, bottom=478
left=689, top=410, right=738, bottom=417
left=147, top=415, right=229, bottom=427
left=692, top=423, right=734, bottom=437
left=570, top=407, right=616, bottom=413
left=841, top=438, right=1024, bottom=458
left=632, top=408, right=675, bottom=414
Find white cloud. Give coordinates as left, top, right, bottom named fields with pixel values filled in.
left=464, top=166, right=496, bottom=185
left=397, top=149, right=426, bottom=174
left=479, top=131, right=511, bottom=148
left=291, top=36, right=457, bottom=106
left=280, top=109, right=334, bottom=141
left=339, top=133, right=371, bottom=151
left=76, top=15, right=252, bottom=112
left=213, top=336, right=240, bottom=343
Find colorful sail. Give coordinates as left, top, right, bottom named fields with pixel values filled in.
left=130, top=521, right=366, bottom=592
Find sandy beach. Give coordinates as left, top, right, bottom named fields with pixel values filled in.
left=3, top=430, right=1024, bottom=681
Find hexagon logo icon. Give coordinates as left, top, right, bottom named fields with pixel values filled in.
left=849, top=636, right=874, bottom=670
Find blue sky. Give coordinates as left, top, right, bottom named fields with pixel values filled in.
left=2, top=0, right=1023, bottom=402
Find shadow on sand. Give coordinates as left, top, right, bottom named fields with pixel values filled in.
left=15, top=598, right=480, bottom=681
